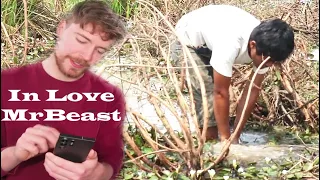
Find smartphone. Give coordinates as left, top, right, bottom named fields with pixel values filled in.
left=53, top=133, right=96, bottom=163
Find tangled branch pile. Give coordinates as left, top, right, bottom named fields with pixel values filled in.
left=96, top=0, right=319, bottom=177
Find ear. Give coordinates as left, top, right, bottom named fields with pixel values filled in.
left=56, top=20, right=67, bottom=38
left=249, top=40, right=256, bottom=49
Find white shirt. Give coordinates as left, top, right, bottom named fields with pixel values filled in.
left=175, top=5, right=269, bottom=77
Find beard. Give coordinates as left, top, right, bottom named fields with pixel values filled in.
left=54, top=52, right=90, bottom=79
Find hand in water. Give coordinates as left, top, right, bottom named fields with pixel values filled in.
left=231, top=138, right=240, bottom=144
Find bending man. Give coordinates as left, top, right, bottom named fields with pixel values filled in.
left=171, top=5, right=294, bottom=143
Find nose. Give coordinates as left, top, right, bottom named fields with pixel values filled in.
left=81, top=46, right=95, bottom=62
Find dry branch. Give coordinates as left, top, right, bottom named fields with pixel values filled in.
left=22, top=0, right=28, bottom=65
left=124, top=149, right=153, bottom=172
left=280, top=65, right=315, bottom=129
left=130, top=111, right=177, bottom=169
left=123, top=130, right=159, bottom=169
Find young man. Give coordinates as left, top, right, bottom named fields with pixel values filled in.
left=171, top=5, right=294, bottom=143
left=1, top=1, right=127, bottom=180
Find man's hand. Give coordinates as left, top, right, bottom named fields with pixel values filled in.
left=14, top=124, right=60, bottom=162
left=1, top=124, right=60, bottom=173
left=233, top=72, right=265, bottom=142
left=44, top=149, right=101, bottom=180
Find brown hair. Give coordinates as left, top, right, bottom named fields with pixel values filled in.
left=63, top=0, right=127, bottom=41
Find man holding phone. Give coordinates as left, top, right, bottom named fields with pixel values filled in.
left=1, top=1, right=127, bottom=180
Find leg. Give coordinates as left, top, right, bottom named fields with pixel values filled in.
left=170, top=41, right=218, bottom=141
left=186, top=47, right=218, bottom=141
left=201, top=126, right=219, bottom=140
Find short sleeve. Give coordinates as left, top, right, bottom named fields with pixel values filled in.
left=208, top=41, right=240, bottom=77
left=203, top=30, right=241, bottom=77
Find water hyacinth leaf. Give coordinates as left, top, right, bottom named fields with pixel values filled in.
left=203, top=143, right=211, bottom=151
left=142, top=147, right=153, bottom=153
left=268, top=170, right=278, bottom=177
left=177, top=174, right=190, bottom=180
left=286, top=173, right=295, bottom=179
left=222, top=168, right=231, bottom=172
left=257, top=174, right=267, bottom=179
left=275, top=70, right=281, bottom=81
left=162, top=170, right=171, bottom=176
left=294, top=172, right=304, bottom=179
left=280, top=161, right=292, bottom=167
left=289, top=168, right=300, bottom=174
left=149, top=175, right=159, bottom=180
left=209, top=177, right=226, bottom=180
left=240, top=172, right=255, bottom=178
left=134, top=134, right=144, bottom=147
left=147, top=172, right=156, bottom=177
left=313, top=157, right=319, bottom=165
left=124, top=173, right=134, bottom=180
left=262, top=167, right=271, bottom=172
left=245, top=166, right=257, bottom=172
left=128, top=149, right=135, bottom=155
left=302, top=162, right=314, bottom=171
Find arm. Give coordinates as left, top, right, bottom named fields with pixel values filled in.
left=93, top=123, right=124, bottom=180
left=1, top=125, right=60, bottom=177
left=1, top=147, right=22, bottom=174
left=95, top=87, right=126, bottom=180
left=92, top=162, right=114, bottom=180
left=233, top=72, right=265, bottom=143
left=213, top=69, right=232, bottom=141
left=1, top=114, right=20, bottom=177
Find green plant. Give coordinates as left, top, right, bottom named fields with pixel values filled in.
left=110, top=0, right=138, bottom=19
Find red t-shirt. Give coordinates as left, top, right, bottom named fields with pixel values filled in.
left=1, top=61, right=126, bottom=180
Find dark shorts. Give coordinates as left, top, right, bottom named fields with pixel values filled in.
left=170, top=40, right=216, bottom=128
